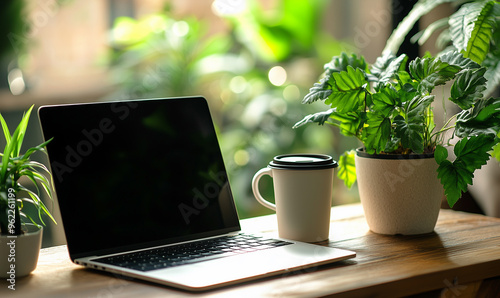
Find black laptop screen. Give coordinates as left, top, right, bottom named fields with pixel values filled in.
left=39, top=97, right=240, bottom=258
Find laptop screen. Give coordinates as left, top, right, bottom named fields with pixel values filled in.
left=39, top=97, right=240, bottom=258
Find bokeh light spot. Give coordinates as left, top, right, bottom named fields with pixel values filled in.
left=268, top=66, right=287, bottom=86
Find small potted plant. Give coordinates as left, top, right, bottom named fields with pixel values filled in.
left=0, top=105, right=56, bottom=278
left=294, top=50, right=500, bottom=235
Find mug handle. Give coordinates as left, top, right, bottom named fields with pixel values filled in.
left=252, top=167, right=276, bottom=211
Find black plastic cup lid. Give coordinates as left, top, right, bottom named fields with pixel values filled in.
left=269, top=154, right=338, bottom=170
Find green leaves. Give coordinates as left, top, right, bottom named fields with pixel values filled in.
left=449, top=0, right=497, bottom=64
left=325, top=66, right=368, bottom=113
left=293, top=108, right=364, bottom=137
left=293, top=108, right=335, bottom=128
left=303, top=53, right=368, bottom=104
left=436, top=159, right=469, bottom=208
left=337, top=150, right=356, bottom=188
left=372, top=84, right=400, bottom=117
left=394, top=115, right=423, bottom=154
left=0, top=106, right=35, bottom=186
left=296, top=50, right=499, bottom=204
left=382, top=0, right=457, bottom=56
left=439, top=51, right=488, bottom=110
left=299, top=51, right=495, bottom=156
left=438, top=50, right=481, bottom=70
left=393, top=95, right=434, bottom=154
left=371, top=53, right=407, bottom=86
left=434, top=145, right=448, bottom=164
left=409, top=56, right=462, bottom=93
left=0, top=106, right=56, bottom=235
left=363, top=113, right=391, bottom=154
left=436, top=135, right=497, bottom=207
left=450, top=67, right=487, bottom=109
left=302, top=79, right=333, bottom=104
left=455, top=97, right=500, bottom=137
left=324, top=52, right=368, bottom=75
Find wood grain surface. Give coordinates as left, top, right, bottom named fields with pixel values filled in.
left=1, top=204, right=500, bottom=297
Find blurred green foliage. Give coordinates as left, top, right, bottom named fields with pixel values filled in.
left=0, top=0, right=26, bottom=59
left=107, top=0, right=359, bottom=218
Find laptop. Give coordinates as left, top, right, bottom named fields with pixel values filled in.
left=38, top=96, right=355, bottom=291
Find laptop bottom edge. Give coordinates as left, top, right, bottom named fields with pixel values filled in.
left=77, top=243, right=355, bottom=292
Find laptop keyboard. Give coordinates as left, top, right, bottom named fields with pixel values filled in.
left=93, top=234, right=292, bottom=272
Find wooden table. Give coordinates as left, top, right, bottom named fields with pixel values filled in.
left=2, top=203, right=500, bottom=297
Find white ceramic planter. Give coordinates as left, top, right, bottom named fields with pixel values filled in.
left=355, top=149, right=444, bottom=235
left=0, top=225, right=43, bottom=278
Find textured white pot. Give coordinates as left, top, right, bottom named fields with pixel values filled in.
left=0, top=225, right=43, bottom=278
left=355, top=149, right=444, bottom=235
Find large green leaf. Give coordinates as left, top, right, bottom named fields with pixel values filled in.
left=409, top=56, right=462, bottom=93
left=392, top=95, right=434, bottom=153
left=437, top=135, right=497, bottom=207
left=337, top=150, right=356, bottom=188
left=331, top=66, right=366, bottom=91
left=449, top=67, right=487, bottom=110
left=406, top=94, right=434, bottom=116
left=455, top=97, right=500, bottom=137
left=394, top=115, right=424, bottom=154
left=363, top=112, right=391, bottom=154
left=449, top=1, right=484, bottom=53
left=293, top=108, right=335, bottom=128
left=454, top=134, right=495, bottom=172
left=324, top=52, right=368, bottom=75
left=293, top=108, right=364, bottom=138
left=371, top=83, right=401, bottom=117
left=303, top=53, right=368, bottom=104
left=302, top=78, right=333, bottom=104
left=473, top=97, right=500, bottom=123
left=437, top=159, right=471, bottom=207
left=434, top=144, right=448, bottom=164
left=483, top=32, right=500, bottom=97
left=370, top=53, right=407, bottom=86
left=438, top=50, right=481, bottom=70
left=325, top=66, right=368, bottom=113
left=450, top=1, right=496, bottom=64
left=330, top=111, right=365, bottom=137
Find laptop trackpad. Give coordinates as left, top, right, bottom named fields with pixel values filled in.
left=145, top=243, right=355, bottom=290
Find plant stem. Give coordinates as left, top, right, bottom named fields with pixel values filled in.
left=431, top=121, right=456, bottom=140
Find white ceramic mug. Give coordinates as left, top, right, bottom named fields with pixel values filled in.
left=251, top=154, right=337, bottom=242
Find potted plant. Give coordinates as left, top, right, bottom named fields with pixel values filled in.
left=0, top=105, right=56, bottom=279
left=294, top=50, right=500, bottom=234
left=383, top=0, right=500, bottom=216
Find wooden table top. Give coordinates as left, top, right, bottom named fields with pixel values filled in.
left=2, top=203, right=500, bottom=297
